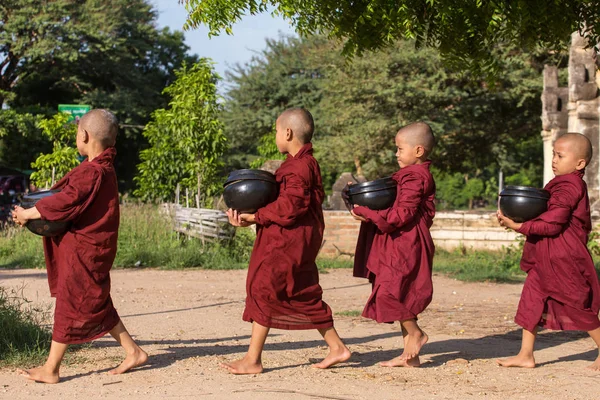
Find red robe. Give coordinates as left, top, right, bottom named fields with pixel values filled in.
left=353, top=161, right=436, bottom=323
left=515, top=170, right=600, bottom=332
left=244, top=143, right=333, bottom=330
left=35, top=147, right=121, bottom=344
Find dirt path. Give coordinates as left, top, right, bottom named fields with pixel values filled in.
left=1, top=269, right=599, bottom=400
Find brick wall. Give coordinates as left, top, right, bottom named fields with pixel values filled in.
left=321, top=210, right=518, bottom=258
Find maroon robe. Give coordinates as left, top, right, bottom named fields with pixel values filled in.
left=35, top=147, right=121, bottom=344
left=515, top=170, right=600, bottom=332
left=353, top=161, right=436, bottom=323
left=243, top=143, right=333, bottom=330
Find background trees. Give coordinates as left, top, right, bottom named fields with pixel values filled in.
left=182, top=0, right=599, bottom=74
left=222, top=35, right=544, bottom=207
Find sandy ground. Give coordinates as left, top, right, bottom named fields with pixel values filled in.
left=1, top=268, right=600, bottom=400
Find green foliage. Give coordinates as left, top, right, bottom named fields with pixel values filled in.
left=183, top=0, right=598, bottom=76
left=0, top=110, right=47, bottom=171
left=223, top=35, right=543, bottom=207
left=222, top=36, right=326, bottom=168
left=1, top=0, right=198, bottom=191
left=434, top=242, right=525, bottom=283
left=134, top=61, right=227, bottom=204
left=249, top=128, right=286, bottom=169
left=30, top=113, right=79, bottom=188
left=0, top=286, right=52, bottom=366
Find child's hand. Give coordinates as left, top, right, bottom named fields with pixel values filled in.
left=350, top=205, right=367, bottom=222
left=226, top=209, right=254, bottom=227
left=11, top=206, right=28, bottom=227
left=239, top=213, right=256, bottom=225
left=497, top=210, right=522, bottom=231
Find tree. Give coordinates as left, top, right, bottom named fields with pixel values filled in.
left=0, top=111, right=46, bottom=171
left=29, top=113, right=79, bottom=189
left=223, top=35, right=544, bottom=205
left=182, top=0, right=599, bottom=73
left=134, top=61, right=227, bottom=204
left=222, top=36, right=327, bottom=167
left=1, top=0, right=198, bottom=190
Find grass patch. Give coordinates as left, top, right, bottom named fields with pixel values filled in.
left=434, top=246, right=525, bottom=283
left=0, top=203, right=256, bottom=270
left=316, top=258, right=353, bottom=272
left=334, top=310, right=362, bottom=317
left=0, top=286, right=52, bottom=367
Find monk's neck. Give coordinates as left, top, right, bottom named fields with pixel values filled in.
left=86, top=146, right=107, bottom=162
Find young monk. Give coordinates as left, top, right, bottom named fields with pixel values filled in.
left=497, top=132, right=600, bottom=370
left=350, top=122, right=436, bottom=368
left=224, top=107, right=351, bottom=374
left=12, top=109, right=147, bottom=383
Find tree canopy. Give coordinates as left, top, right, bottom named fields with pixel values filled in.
left=222, top=34, right=544, bottom=208
left=0, top=0, right=198, bottom=190
left=182, top=0, right=599, bottom=73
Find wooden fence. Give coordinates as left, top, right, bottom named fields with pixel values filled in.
left=161, top=203, right=234, bottom=243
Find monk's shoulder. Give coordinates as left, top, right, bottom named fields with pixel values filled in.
left=395, top=167, right=427, bottom=187
left=278, top=157, right=312, bottom=184
left=549, top=174, right=585, bottom=196
left=69, top=162, right=102, bottom=183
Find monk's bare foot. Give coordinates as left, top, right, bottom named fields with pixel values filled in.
left=17, top=366, right=59, bottom=384
left=312, top=346, right=351, bottom=369
left=220, top=357, right=263, bottom=375
left=108, top=348, right=148, bottom=375
left=587, top=356, right=600, bottom=371
left=380, top=355, right=421, bottom=368
left=496, top=353, right=535, bottom=368
left=402, top=330, right=428, bottom=360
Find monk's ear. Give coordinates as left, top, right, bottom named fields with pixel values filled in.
left=575, top=158, right=587, bottom=171
left=285, top=128, right=293, bottom=142
left=415, top=145, right=425, bottom=158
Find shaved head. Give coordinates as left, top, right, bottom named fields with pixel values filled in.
left=277, top=108, right=315, bottom=144
left=396, top=122, right=435, bottom=157
left=556, top=132, right=593, bottom=164
left=79, top=109, right=119, bottom=148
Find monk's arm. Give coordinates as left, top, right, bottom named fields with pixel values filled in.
left=353, top=174, right=423, bottom=233
left=254, top=172, right=310, bottom=227
left=36, top=166, right=101, bottom=222
left=517, top=183, right=579, bottom=237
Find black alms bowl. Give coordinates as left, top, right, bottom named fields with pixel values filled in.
left=499, top=185, right=550, bottom=223
left=21, top=190, right=71, bottom=237
left=345, top=176, right=397, bottom=210
left=223, top=169, right=278, bottom=213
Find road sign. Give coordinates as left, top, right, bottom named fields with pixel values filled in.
left=58, top=104, right=91, bottom=122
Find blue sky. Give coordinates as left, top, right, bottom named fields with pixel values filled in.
left=150, top=0, right=296, bottom=82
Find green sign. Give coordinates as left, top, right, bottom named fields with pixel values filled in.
left=58, top=104, right=91, bottom=122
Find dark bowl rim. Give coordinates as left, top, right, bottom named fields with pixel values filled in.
left=347, top=176, right=396, bottom=195
left=500, top=185, right=550, bottom=199
left=224, top=169, right=276, bottom=187
left=22, top=189, right=61, bottom=200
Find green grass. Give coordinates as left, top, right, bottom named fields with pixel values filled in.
left=0, top=203, right=256, bottom=270
left=334, top=310, right=362, bottom=317
left=434, top=246, right=525, bottom=283
left=0, top=286, right=52, bottom=366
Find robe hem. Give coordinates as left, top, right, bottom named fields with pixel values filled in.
left=52, top=316, right=120, bottom=345
left=243, top=314, right=334, bottom=331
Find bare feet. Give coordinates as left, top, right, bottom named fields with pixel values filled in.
left=17, top=366, right=59, bottom=384
left=380, top=355, right=421, bottom=368
left=402, top=330, right=429, bottom=360
left=496, top=353, right=535, bottom=368
left=312, top=345, right=352, bottom=369
left=220, top=357, right=263, bottom=375
left=587, top=356, right=600, bottom=371
left=108, top=348, right=148, bottom=375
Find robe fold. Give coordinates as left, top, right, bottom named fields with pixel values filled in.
left=244, top=143, right=333, bottom=330
left=36, top=147, right=121, bottom=344
left=514, top=170, right=600, bottom=332
left=353, top=161, right=436, bottom=323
